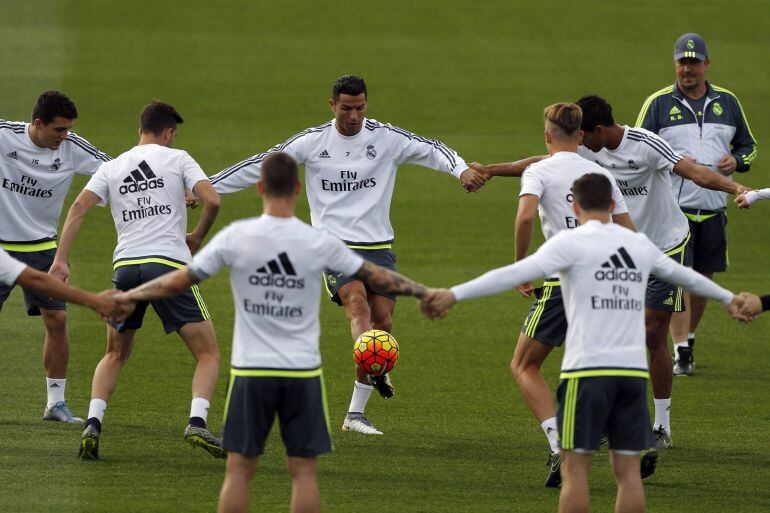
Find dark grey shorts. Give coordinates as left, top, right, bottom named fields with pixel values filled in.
left=324, top=248, right=397, bottom=306
left=222, top=370, right=331, bottom=458
left=557, top=374, right=654, bottom=453
left=646, top=236, right=692, bottom=312
left=0, top=248, right=66, bottom=316
left=521, top=281, right=566, bottom=347
left=111, top=260, right=209, bottom=333
left=682, top=209, right=728, bottom=274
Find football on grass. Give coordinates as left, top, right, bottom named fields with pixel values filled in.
left=353, top=329, right=399, bottom=375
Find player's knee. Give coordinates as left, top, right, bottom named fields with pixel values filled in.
left=344, top=294, right=370, bottom=323
left=42, top=309, right=68, bottom=335
left=287, top=457, right=317, bottom=480
left=372, top=314, right=392, bottom=334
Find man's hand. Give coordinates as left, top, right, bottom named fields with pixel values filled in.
left=468, top=162, right=492, bottom=180
left=49, top=261, right=70, bottom=283
left=737, top=292, right=763, bottom=319
left=185, top=189, right=200, bottom=209
left=735, top=192, right=752, bottom=209
left=459, top=167, right=488, bottom=193
left=717, top=155, right=738, bottom=176
left=517, top=283, right=534, bottom=298
left=186, top=233, right=203, bottom=255
left=725, top=294, right=751, bottom=322
left=419, top=288, right=457, bottom=319
left=89, top=290, right=124, bottom=321
left=733, top=183, right=751, bottom=196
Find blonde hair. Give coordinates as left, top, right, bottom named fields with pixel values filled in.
left=543, top=102, right=582, bottom=139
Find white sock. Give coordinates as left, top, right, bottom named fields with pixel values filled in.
left=674, top=341, right=689, bottom=354
left=46, top=378, right=66, bottom=408
left=541, top=417, right=560, bottom=453
left=88, top=398, right=108, bottom=422
left=347, top=381, right=373, bottom=414
left=190, top=397, right=210, bottom=423
left=653, top=398, right=671, bottom=433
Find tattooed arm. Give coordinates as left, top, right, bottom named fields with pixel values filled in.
left=353, top=261, right=427, bottom=298
left=123, top=268, right=201, bottom=302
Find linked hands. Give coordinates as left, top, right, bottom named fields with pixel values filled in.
left=459, top=166, right=489, bottom=193
left=89, top=290, right=135, bottom=322
left=417, top=288, right=458, bottom=319
left=736, top=292, right=764, bottom=321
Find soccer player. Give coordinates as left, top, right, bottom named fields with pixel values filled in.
left=419, top=173, right=747, bottom=513
left=0, top=247, right=123, bottom=320
left=488, top=102, right=635, bottom=487
left=51, top=101, right=224, bottom=460
left=636, top=33, right=758, bottom=375
left=0, top=90, right=111, bottom=423
left=115, top=152, right=429, bottom=513
left=574, top=95, right=749, bottom=454
left=208, top=75, right=487, bottom=434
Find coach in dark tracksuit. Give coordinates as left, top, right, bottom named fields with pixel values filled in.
left=636, top=32, right=757, bottom=375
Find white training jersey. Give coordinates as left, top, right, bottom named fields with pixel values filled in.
left=0, top=121, right=110, bottom=247
left=188, top=215, right=365, bottom=370
left=84, top=144, right=208, bottom=265
left=451, top=220, right=732, bottom=375
left=0, top=247, right=27, bottom=285
left=520, top=150, right=629, bottom=245
left=209, top=118, right=468, bottom=246
left=577, top=126, right=689, bottom=252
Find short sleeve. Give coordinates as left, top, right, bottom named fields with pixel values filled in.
left=179, top=152, right=209, bottom=191
left=84, top=165, right=111, bottom=206
left=322, top=234, right=365, bottom=276
left=189, top=226, right=232, bottom=280
left=67, top=133, right=111, bottom=176
left=520, top=168, right=544, bottom=198
left=641, top=134, right=682, bottom=173
left=0, top=248, right=27, bottom=286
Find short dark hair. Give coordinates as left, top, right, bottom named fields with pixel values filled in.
left=32, top=90, right=78, bottom=124
left=332, top=75, right=367, bottom=100
left=140, top=100, right=183, bottom=135
left=572, top=173, right=613, bottom=211
left=261, top=152, right=299, bottom=197
left=576, top=95, right=614, bottom=131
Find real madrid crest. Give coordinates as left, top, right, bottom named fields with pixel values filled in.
left=51, top=157, right=61, bottom=171
left=366, top=144, right=376, bottom=160
left=712, top=102, right=723, bottom=116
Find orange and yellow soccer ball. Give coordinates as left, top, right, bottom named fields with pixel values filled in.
left=353, top=329, right=399, bottom=376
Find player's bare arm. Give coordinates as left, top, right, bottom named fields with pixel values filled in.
left=50, top=189, right=103, bottom=282
left=672, top=158, right=749, bottom=196
left=353, top=261, right=427, bottom=298
left=186, top=180, right=221, bottom=254
left=514, top=194, right=539, bottom=297
left=470, top=155, right=548, bottom=178
left=611, top=212, right=636, bottom=231
left=16, top=267, right=122, bottom=319
left=123, top=267, right=200, bottom=303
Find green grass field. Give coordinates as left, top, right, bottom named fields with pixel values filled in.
left=1, top=1, right=769, bottom=511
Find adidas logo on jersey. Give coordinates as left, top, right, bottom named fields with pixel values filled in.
left=119, top=161, right=165, bottom=194
left=595, top=247, right=643, bottom=282
left=318, top=150, right=331, bottom=158
left=248, top=252, right=305, bottom=288
left=669, top=106, right=681, bottom=116
left=6, top=151, right=18, bottom=160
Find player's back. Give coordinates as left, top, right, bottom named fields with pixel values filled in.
left=203, top=215, right=362, bottom=370
left=86, top=144, right=206, bottom=264
left=551, top=221, right=660, bottom=374
left=522, top=151, right=624, bottom=240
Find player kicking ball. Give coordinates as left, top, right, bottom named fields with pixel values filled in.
left=420, top=173, right=750, bottom=513
left=114, top=152, right=429, bottom=513
left=208, top=75, right=487, bottom=435
left=51, top=101, right=224, bottom=460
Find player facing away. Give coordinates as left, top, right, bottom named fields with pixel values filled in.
left=0, top=247, right=124, bottom=321
left=0, top=91, right=110, bottom=423
left=208, top=75, right=487, bottom=435
left=574, top=95, right=748, bottom=456
left=476, top=103, right=636, bottom=487
left=116, top=153, right=430, bottom=513
left=51, top=101, right=224, bottom=459
left=420, top=174, right=747, bottom=513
